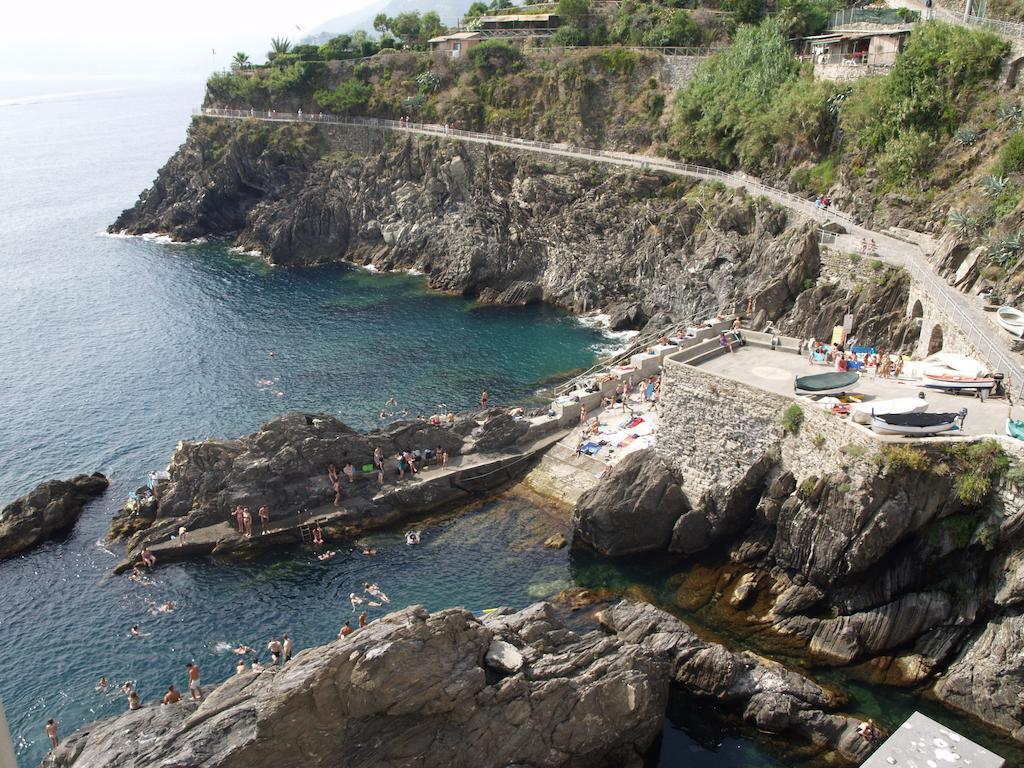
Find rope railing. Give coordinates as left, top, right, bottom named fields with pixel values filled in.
left=196, top=106, right=1023, bottom=384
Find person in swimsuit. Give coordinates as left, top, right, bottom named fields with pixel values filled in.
left=343, top=461, right=354, bottom=484
left=267, top=638, right=282, bottom=666
left=235, top=658, right=247, bottom=675
left=162, top=685, right=181, bottom=705
left=338, top=621, right=353, bottom=638
left=233, top=505, right=245, bottom=533
left=140, top=547, right=156, bottom=568
left=283, top=633, right=293, bottom=662
left=481, top=390, right=489, bottom=408
left=186, top=663, right=203, bottom=700
left=128, top=690, right=141, bottom=710
left=312, top=523, right=324, bottom=546
left=45, top=719, right=58, bottom=749
left=358, top=612, right=367, bottom=628
left=258, top=505, right=270, bottom=535
left=242, top=508, right=253, bottom=537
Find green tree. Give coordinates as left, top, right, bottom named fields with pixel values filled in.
left=465, top=1, right=489, bottom=17
left=291, top=44, right=323, bottom=61
left=722, top=0, right=765, bottom=24
left=270, top=37, right=292, bottom=54
left=231, top=52, right=251, bottom=69
left=778, top=0, right=837, bottom=37
left=642, top=10, right=701, bottom=46
left=468, top=39, right=522, bottom=73
left=391, top=12, right=424, bottom=45
left=318, top=34, right=352, bottom=60
left=373, top=13, right=391, bottom=33
left=673, top=20, right=800, bottom=167
left=314, top=78, right=373, bottom=113
left=558, top=0, right=591, bottom=23
left=421, top=10, right=444, bottom=39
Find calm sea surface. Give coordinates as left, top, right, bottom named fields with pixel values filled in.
left=0, top=78, right=1019, bottom=768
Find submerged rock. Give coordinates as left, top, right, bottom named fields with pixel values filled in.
left=0, top=473, right=108, bottom=559
left=49, top=602, right=669, bottom=768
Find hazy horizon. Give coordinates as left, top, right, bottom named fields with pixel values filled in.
left=1, top=0, right=381, bottom=78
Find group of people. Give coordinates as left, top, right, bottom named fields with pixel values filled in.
left=231, top=504, right=271, bottom=537
left=814, top=195, right=833, bottom=210
left=807, top=338, right=905, bottom=378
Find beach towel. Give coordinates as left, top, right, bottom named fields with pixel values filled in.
left=582, top=442, right=602, bottom=455
left=620, top=416, right=644, bottom=430
left=851, top=346, right=877, bottom=355
left=617, top=435, right=637, bottom=448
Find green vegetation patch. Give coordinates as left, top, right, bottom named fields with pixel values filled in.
left=781, top=402, right=804, bottom=434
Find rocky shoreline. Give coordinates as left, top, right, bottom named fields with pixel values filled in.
left=46, top=599, right=875, bottom=768
left=0, top=473, right=108, bottom=559
left=106, top=409, right=563, bottom=571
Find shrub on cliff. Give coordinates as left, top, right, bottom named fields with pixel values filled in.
left=781, top=403, right=804, bottom=434
left=841, top=22, right=1007, bottom=186
left=314, top=78, right=374, bottom=113
left=468, top=41, right=523, bottom=74
left=671, top=20, right=803, bottom=168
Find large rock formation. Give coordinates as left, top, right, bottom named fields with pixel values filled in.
left=49, top=602, right=669, bottom=768
left=111, top=119, right=823, bottom=332
left=48, top=599, right=876, bottom=768
left=106, top=409, right=548, bottom=569
left=0, top=473, right=108, bottom=559
left=598, top=600, right=875, bottom=763
left=573, top=449, right=687, bottom=556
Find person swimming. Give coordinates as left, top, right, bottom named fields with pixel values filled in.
left=363, top=582, right=390, bottom=603
left=349, top=593, right=364, bottom=611
left=318, top=550, right=336, bottom=561
left=361, top=546, right=377, bottom=556
left=96, top=677, right=108, bottom=692
left=232, top=645, right=255, bottom=655
left=405, top=531, right=421, bottom=546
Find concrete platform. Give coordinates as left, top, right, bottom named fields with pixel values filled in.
left=694, top=346, right=1012, bottom=438
left=861, top=711, right=1004, bottom=768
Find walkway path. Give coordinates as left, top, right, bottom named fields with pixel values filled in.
left=198, top=107, right=1024, bottom=387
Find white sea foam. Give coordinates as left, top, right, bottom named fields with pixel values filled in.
left=576, top=313, right=612, bottom=330
left=229, top=246, right=264, bottom=258
left=97, top=229, right=204, bottom=245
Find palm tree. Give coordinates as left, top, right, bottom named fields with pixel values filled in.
left=231, top=52, right=251, bottom=70
left=270, top=37, right=292, bottom=54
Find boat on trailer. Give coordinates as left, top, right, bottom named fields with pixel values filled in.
left=794, top=371, right=860, bottom=397
left=921, top=373, right=996, bottom=393
left=850, top=397, right=928, bottom=425
left=871, top=409, right=966, bottom=436
left=997, top=306, right=1024, bottom=338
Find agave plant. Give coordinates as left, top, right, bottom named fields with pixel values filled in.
left=997, top=103, right=1024, bottom=128
left=990, top=231, right=1024, bottom=266
left=981, top=174, right=1010, bottom=196
left=415, top=71, right=441, bottom=94
left=955, top=127, right=979, bottom=147
left=948, top=208, right=980, bottom=238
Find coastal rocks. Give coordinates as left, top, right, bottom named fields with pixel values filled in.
left=106, top=410, right=549, bottom=567
left=0, top=473, right=109, bottom=559
left=49, top=602, right=669, bottom=768
left=572, top=449, right=687, bottom=556
left=933, top=613, right=1024, bottom=741
left=113, top=122, right=827, bottom=333
left=597, top=600, right=875, bottom=763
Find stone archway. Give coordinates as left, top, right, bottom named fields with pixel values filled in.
left=911, top=300, right=923, bottom=319
left=927, top=324, right=944, bottom=355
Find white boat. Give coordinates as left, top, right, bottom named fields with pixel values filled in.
left=997, top=306, right=1024, bottom=338
left=871, top=411, right=964, bottom=436
left=921, top=373, right=996, bottom=391
left=851, top=397, right=928, bottom=425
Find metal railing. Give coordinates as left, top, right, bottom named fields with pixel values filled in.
left=828, top=7, right=920, bottom=27
left=525, top=44, right=722, bottom=56
left=196, top=106, right=1022, bottom=384
left=799, top=51, right=899, bottom=67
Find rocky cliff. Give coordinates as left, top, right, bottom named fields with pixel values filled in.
left=47, top=600, right=874, bottom=768
left=107, top=409, right=543, bottom=568
left=0, top=473, right=108, bottom=559
left=574, top=361, right=1024, bottom=745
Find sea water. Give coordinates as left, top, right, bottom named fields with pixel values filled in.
left=0, top=78, right=1016, bottom=768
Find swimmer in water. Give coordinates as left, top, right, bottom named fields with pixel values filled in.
left=405, top=530, right=421, bottom=546
left=121, top=681, right=135, bottom=696
left=364, top=582, right=390, bottom=603
left=96, top=676, right=108, bottom=692
left=130, top=624, right=142, bottom=637
left=349, top=593, right=364, bottom=611
left=361, top=547, right=377, bottom=556
left=318, top=550, right=336, bottom=561
left=232, top=645, right=255, bottom=655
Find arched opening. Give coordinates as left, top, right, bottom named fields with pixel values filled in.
left=911, top=300, right=923, bottom=319
left=927, top=325, right=944, bottom=355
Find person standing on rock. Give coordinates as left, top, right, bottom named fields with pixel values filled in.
left=45, top=719, right=58, bottom=749
left=233, top=505, right=245, bottom=533
left=267, top=637, right=282, bottom=666
left=359, top=612, right=367, bottom=628
left=343, top=461, right=354, bottom=484
left=140, top=547, right=156, bottom=568
left=186, top=662, right=203, bottom=700
left=283, top=633, right=293, bottom=662
left=480, top=390, right=489, bottom=408
left=242, top=507, right=253, bottom=537
left=258, top=505, right=270, bottom=535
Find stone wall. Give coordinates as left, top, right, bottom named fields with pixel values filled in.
left=661, top=56, right=706, bottom=89
left=813, top=62, right=893, bottom=82
left=906, top=282, right=996, bottom=365
left=655, top=347, right=878, bottom=502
